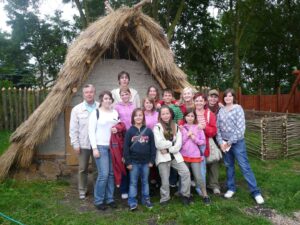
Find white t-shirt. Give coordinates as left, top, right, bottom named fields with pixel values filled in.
left=88, top=108, right=119, bottom=148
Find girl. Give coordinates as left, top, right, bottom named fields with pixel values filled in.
left=153, top=105, right=191, bottom=205
left=111, top=71, right=140, bottom=107
left=123, top=108, right=156, bottom=210
left=180, top=108, right=210, bottom=204
left=194, top=93, right=220, bottom=195
left=179, top=87, right=195, bottom=115
left=147, top=85, right=178, bottom=109
left=217, top=89, right=264, bottom=204
left=88, top=91, right=119, bottom=210
left=114, top=87, right=136, bottom=199
left=143, top=97, right=159, bottom=130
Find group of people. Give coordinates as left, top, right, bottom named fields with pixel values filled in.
left=69, top=71, right=265, bottom=211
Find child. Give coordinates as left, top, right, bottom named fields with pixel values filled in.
left=147, top=86, right=178, bottom=109
left=143, top=97, right=159, bottom=130
left=123, top=108, right=156, bottom=210
left=160, top=89, right=183, bottom=124
left=180, top=108, right=211, bottom=204
left=153, top=105, right=191, bottom=205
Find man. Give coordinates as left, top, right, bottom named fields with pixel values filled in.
left=69, top=84, right=99, bottom=199
left=206, top=89, right=222, bottom=194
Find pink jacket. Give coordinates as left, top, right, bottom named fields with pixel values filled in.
left=145, top=111, right=158, bottom=130
left=114, top=102, right=135, bottom=130
left=180, top=124, right=205, bottom=158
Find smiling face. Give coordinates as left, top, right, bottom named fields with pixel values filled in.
left=163, top=92, right=173, bottom=104
left=185, top=112, right=195, bottom=124
left=133, top=110, right=144, bottom=126
left=194, top=95, right=206, bottom=110
left=120, top=91, right=131, bottom=103
left=83, top=86, right=95, bottom=104
left=160, top=107, right=172, bottom=123
left=182, top=89, right=193, bottom=102
left=101, top=94, right=113, bottom=109
left=208, top=94, right=219, bottom=107
left=224, top=92, right=234, bottom=105
left=148, top=87, right=157, bottom=99
left=144, top=99, right=154, bottom=111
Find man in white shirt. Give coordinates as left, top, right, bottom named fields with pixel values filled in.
left=69, top=84, right=99, bottom=199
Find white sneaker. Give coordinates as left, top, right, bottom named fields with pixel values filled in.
left=255, top=195, right=265, bottom=204
left=79, top=193, right=86, bottom=200
left=224, top=190, right=235, bottom=198
left=121, top=193, right=128, bottom=199
left=213, top=188, right=221, bottom=195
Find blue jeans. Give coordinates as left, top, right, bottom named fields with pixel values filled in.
left=128, top=163, right=150, bottom=207
left=94, top=145, right=115, bottom=205
left=195, top=145, right=206, bottom=194
left=223, top=139, right=261, bottom=197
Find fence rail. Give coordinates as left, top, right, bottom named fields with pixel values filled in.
left=0, top=87, right=50, bottom=131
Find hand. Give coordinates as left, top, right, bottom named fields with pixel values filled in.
left=111, top=127, right=117, bottom=133
left=198, top=123, right=206, bottom=130
left=190, top=134, right=195, bottom=140
left=74, top=148, right=80, bottom=154
left=188, top=131, right=193, bottom=137
left=175, top=101, right=180, bottom=106
left=122, top=157, right=125, bottom=163
left=127, top=165, right=133, bottom=170
left=93, top=149, right=100, bottom=158
left=148, top=163, right=153, bottom=168
left=161, top=149, right=168, bottom=154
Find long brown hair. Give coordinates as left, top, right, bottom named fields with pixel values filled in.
left=131, top=108, right=146, bottom=126
left=158, top=105, right=177, bottom=140
left=147, top=85, right=160, bottom=102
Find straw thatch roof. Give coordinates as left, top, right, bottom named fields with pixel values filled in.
left=0, top=4, right=193, bottom=181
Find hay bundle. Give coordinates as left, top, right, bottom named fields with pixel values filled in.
left=0, top=4, right=193, bottom=181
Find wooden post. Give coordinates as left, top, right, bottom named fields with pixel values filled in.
left=276, top=87, right=281, bottom=112
left=23, top=87, right=28, bottom=120
left=18, top=88, right=23, bottom=123
left=282, top=69, right=300, bottom=112
left=2, top=88, right=8, bottom=130
left=27, top=88, right=32, bottom=116
left=261, top=117, right=267, bottom=160
left=13, top=87, right=19, bottom=129
left=282, top=115, right=288, bottom=157
left=35, top=87, right=40, bottom=107
left=31, top=88, right=36, bottom=112
left=8, top=87, right=14, bottom=131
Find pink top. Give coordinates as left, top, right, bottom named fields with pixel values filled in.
left=180, top=124, right=206, bottom=159
left=114, top=102, right=135, bottom=130
left=144, top=111, right=158, bottom=130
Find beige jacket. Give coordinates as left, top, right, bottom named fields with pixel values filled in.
left=69, top=101, right=99, bottom=149
left=153, top=123, right=183, bottom=165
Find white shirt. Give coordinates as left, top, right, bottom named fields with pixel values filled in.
left=88, top=108, right=119, bottom=148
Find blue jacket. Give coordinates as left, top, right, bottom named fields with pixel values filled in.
left=123, top=125, right=156, bottom=165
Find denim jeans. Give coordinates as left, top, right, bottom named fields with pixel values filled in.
left=94, top=145, right=115, bottom=205
left=223, top=139, right=261, bottom=197
left=128, top=163, right=150, bottom=207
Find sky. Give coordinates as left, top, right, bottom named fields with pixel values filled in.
left=0, top=0, right=77, bottom=33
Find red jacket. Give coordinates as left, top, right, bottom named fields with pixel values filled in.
left=203, top=109, right=217, bottom=157
left=110, top=122, right=127, bottom=186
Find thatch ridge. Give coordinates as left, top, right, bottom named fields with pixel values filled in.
left=0, top=6, right=193, bottom=181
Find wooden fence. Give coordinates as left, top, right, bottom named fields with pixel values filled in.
left=0, top=87, right=50, bottom=131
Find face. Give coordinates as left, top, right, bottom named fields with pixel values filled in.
left=119, top=74, right=129, bottom=87
left=194, top=96, right=206, bottom=110
left=134, top=110, right=144, bottom=125
left=120, top=91, right=131, bottom=103
left=160, top=108, right=171, bottom=123
left=148, top=87, right=157, bottom=99
left=185, top=112, right=195, bottom=124
left=163, top=92, right=173, bottom=104
left=182, top=90, right=193, bottom=102
left=224, top=92, right=234, bottom=105
left=83, top=86, right=95, bottom=104
left=144, top=99, right=154, bottom=111
left=101, top=94, right=112, bottom=108
left=208, top=94, right=219, bottom=106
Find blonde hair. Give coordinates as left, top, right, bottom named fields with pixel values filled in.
left=180, top=87, right=195, bottom=104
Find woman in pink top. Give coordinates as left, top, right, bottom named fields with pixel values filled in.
left=143, top=97, right=159, bottom=130
left=180, top=108, right=210, bottom=204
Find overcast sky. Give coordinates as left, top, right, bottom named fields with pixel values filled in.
left=0, top=0, right=77, bottom=33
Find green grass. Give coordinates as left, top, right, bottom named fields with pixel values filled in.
left=0, top=131, right=11, bottom=156
left=0, top=132, right=300, bottom=224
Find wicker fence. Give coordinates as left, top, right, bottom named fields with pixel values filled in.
left=0, top=87, right=50, bottom=131
left=245, top=111, right=300, bottom=160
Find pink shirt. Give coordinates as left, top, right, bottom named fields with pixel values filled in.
left=114, top=102, right=135, bottom=130
left=145, top=111, right=158, bottom=130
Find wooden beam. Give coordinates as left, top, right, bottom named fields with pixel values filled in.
left=134, top=0, right=152, bottom=10
left=125, top=31, right=167, bottom=89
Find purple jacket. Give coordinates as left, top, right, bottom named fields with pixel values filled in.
left=180, top=124, right=206, bottom=158
left=145, top=111, right=158, bottom=130
left=114, top=102, right=135, bottom=130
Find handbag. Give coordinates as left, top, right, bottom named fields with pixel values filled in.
left=205, top=110, right=222, bottom=164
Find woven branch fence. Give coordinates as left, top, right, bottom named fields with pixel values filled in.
left=245, top=111, right=300, bottom=160
left=0, top=87, right=50, bottom=131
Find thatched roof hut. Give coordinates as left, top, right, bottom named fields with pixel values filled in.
left=0, top=1, right=193, bottom=181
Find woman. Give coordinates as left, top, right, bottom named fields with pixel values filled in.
left=89, top=91, right=119, bottom=210
left=194, top=93, right=220, bottom=195
left=217, top=88, right=264, bottom=204
left=153, top=105, right=191, bottom=205
left=111, top=71, right=140, bottom=107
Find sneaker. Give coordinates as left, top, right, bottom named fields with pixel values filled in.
left=174, top=191, right=182, bottom=197
left=181, top=196, right=190, bottom=206
left=160, top=200, right=169, bottom=206
left=170, top=184, right=177, bottom=188
left=79, top=193, right=86, bottom=200
left=213, top=188, right=221, bottom=195
left=95, top=203, right=107, bottom=211
left=108, top=201, right=117, bottom=208
left=224, top=190, right=235, bottom=199
left=255, top=195, right=265, bottom=205
left=129, top=204, right=137, bottom=211
left=195, top=187, right=203, bottom=197
left=144, top=201, right=153, bottom=209
left=121, top=193, right=128, bottom=199
left=203, top=196, right=211, bottom=205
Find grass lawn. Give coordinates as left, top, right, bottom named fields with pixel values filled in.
left=0, top=132, right=300, bottom=224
